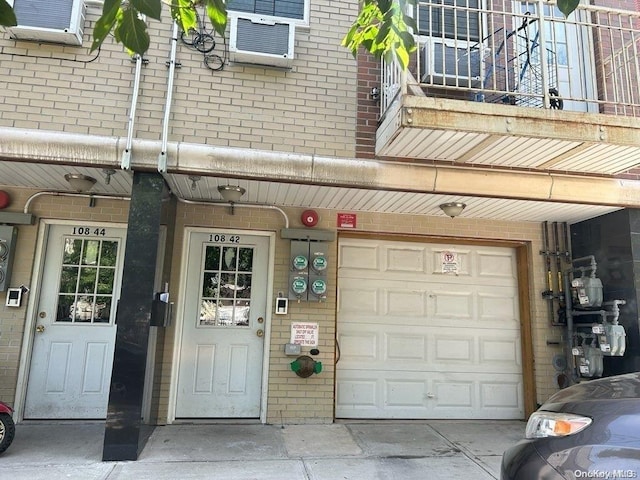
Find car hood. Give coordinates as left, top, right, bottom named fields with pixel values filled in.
left=541, top=372, right=640, bottom=411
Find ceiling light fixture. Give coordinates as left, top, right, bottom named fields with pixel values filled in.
left=439, top=202, right=466, bottom=218
left=217, top=185, right=246, bottom=203
left=102, top=169, right=116, bottom=185
left=218, top=185, right=246, bottom=215
left=188, top=175, right=202, bottom=191
left=65, top=173, right=97, bottom=193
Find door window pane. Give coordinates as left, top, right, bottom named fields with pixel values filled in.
left=55, top=238, right=119, bottom=324
left=199, top=244, right=255, bottom=327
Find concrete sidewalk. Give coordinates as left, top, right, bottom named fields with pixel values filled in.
left=0, top=420, right=524, bottom=479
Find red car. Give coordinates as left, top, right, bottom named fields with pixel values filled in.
left=501, top=372, right=640, bottom=480
left=0, top=401, right=15, bottom=454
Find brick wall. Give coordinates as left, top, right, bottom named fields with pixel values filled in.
left=0, top=1, right=359, bottom=157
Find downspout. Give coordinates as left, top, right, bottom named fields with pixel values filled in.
left=121, top=52, right=145, bottom=170
left=120, top=10, right=147, bottom=171
left=158, top=22, right=180, bottom=173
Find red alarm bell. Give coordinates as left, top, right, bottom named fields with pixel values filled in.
left=0, top=191, right=11, bottom=210
left=301, top=209, right=319, bottom=227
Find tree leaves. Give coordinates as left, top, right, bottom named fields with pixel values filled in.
left=91, top=0, right=121, bottom=52
left=342, top=0, right=416, bottom=71
left=0, top=0, right=17, bottom=27
left=556, top=0, right=580, bottom=17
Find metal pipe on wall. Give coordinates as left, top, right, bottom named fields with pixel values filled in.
left=158, top=22, right=180, bottom=174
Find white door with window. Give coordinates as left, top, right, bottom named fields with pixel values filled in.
left=176, top=230, right=269, bottom=418
left=24, top=224, right=126, bottom=419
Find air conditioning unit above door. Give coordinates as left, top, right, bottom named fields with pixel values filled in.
left=420, top=38, right=483, bottom=88
left=6, top=0, right=86, bottom=46
left=229, top=13, right=295, bottom=69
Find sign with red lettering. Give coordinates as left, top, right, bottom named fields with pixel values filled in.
left=337, top=213, right=357, bottom=229
left=290, top=322, right=319, bottom=347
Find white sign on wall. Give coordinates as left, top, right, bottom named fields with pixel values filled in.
left=290, top=322, right=319, bottom=347
left=441, top=250, right=459, bottom=274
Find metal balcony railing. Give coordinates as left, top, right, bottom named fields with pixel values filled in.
left=381, top=0, right=640, bottom=118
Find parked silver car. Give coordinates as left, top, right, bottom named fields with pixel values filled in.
left=501, top=372, right=640, bottom=480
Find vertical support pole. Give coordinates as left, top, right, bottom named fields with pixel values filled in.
left=103, top=172, right=165, bottom=461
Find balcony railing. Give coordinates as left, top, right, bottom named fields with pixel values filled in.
left=381, top=0, right=640, bottom=118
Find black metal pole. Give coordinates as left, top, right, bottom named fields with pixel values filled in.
left=102, top=172, right=165, bottom=461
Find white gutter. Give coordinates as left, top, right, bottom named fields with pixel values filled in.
left=2, top=126, right=640, bottom=208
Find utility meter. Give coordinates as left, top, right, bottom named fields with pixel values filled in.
left=288, top=240, right=329, bottom=301
left=291, top=276, right=308, bottom=298
left=292, top=255, right=308, bottom=271
left=310, top=278, right=327, bottom=297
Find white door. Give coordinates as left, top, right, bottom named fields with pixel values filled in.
left=24, top=224, right=126, bottom=419
left=335, top=238, right=523, bottom=420
left=176, top=230, right=269, bottom=418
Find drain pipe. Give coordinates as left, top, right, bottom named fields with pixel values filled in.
left=176, top=197, right=290, bottom=228
left=158, top=22, right=180, bottom=174
left=121, top=52, right=145, bottom=170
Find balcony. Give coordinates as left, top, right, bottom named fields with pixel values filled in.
left=377, top=1, right=640, bottom=176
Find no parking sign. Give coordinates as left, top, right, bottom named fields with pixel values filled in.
left=441, top=250, right=459, bottom=274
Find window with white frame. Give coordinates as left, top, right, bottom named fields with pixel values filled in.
left=228, top=0, right=308, bottom=23
left=418, top=0, right=482, bottom=42
left=7, top=0, right=85, bottom=45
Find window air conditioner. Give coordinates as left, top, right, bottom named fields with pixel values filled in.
left=229, top=13, right=295, bottom=69
left=6, top=0, right=85, bottom=46
left=420, top=38, right=483, bottom=88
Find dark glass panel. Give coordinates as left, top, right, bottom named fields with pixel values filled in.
left=78, top=267, right=97, bottom=294
left=94, top=297, right=112, bottom=323
left=60, top=266, right=79, bottom=293
left=100, top=241, right=118, bottom=267
left=97, top=268, right=115, bottom=295
left=202, top=272, right=220, bottom=298
left=204, top=246, right=221, bottom=270
left=236, top=274, right=252, bottom=299
left=238, top=248, right=254, bottom=271
left=56, top=295, right=74, bottom=322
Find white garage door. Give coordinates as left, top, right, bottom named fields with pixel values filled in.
left=335, top=237, right=524, bottom=420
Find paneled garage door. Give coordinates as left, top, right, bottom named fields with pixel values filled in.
left=335, top=237, right=524, bottom=420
